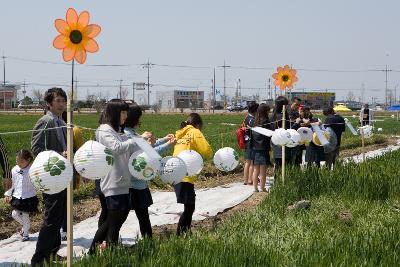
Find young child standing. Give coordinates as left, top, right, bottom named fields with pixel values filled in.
left=173, top=113, right=212, bottom=235
left=4, top=149, right=38, bottom=241
left=250, top=104, right=272, bottom=192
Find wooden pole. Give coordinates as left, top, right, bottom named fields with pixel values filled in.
left=360, top=127, right=365, bottom=162
left=66, top=60, right=75, bottom=267
left=282, top=105, right=286, bottom=184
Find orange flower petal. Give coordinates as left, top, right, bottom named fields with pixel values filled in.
left=84, top=24, right=101, bottom=38
left=55, top=19, right=69, bottom=34
left=63, top=46, right=76, bottom=62
left=84, top=38, right=99, bottom=53
left=53, top=35, right=67, bottom=49
left=66, top=8, right=78, bottom=27
left=272, top=73, right=278, bottom=79
left=75, top=48, right=87, bottom=64
left=78, top=11, right=90, bottom=27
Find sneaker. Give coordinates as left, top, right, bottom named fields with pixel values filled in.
left=61, top=232, right=67, bottom=241
left=22, top=236, right=30, bottom=242
left=254, top=188, right=259, bottom=192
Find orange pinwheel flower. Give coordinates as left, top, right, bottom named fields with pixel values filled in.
left=272, top=65, right=298, bottom=90
left=53, top=8, right=101, bottom=64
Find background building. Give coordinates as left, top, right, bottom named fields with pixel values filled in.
left=291, top=92, right=335, bottom=109
left=0, top=84, right=20, bottom=109
left=156, top=90, right=204, bottom=111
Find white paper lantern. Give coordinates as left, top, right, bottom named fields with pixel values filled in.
left=29, top=150, right=73, bottom=194
left=213, top=147, right=239, bottom=172
left=359, top=125, right=373, bottom=138
left=128, top=151, right=161, bottom=181
left=177, top=150, right=204, bottom=176
left=271, top=128, right=291, bottom=146
left=73, top=141, right=113, bottom=180
left=285, top=129, right=302, bottom=148
left=159, top=156, right=187, bottom=185
left=297, top=127, right=313, bottom=144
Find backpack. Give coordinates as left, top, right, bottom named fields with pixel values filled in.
left=236, top=121, right=246, bottom=149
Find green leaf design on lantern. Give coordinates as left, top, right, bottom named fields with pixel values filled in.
left=132, top=156, right=147, bottom=172
left=43, top=156, right=66, bottom=176
left=233, top=150, right=239, bottom=161
left=104, top=148, right=114, bottom=166
left=32, top=174, right=50, bottom=192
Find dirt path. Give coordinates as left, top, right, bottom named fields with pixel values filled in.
left=0, top=137, right=397, bottom=240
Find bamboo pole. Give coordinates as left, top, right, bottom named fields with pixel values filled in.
left=360, top=127, right=365, bottom=162
left=66, top=60, right=75, bottom=267
left=282, top=105, right=286, bottom=184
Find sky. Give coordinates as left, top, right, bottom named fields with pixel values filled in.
left=1, top=0, right=400, bottom=104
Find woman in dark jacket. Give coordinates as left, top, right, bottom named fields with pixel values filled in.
left=250, top=104, right=272, bottom=192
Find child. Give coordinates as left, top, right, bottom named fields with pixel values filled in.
left=250, top=104, right=272, bottom=192
left=123, top=105, right=175, bottom=239
left=243, top=102, right=259, bottom=185
left=4, top=149, right=38, bottom=241
left=89, top=99, right=137, bottom=254
left=173, top=113, right=212, bottom=235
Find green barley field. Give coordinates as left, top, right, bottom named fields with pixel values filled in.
left=1, top=112, right=400, bottom=266
left=74, top=143, right=400, bottom=266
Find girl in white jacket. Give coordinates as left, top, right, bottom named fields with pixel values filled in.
left=4, top=149, right=38, bottom=241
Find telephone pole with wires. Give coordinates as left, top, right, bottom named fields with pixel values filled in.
left=219, top=61, right=231, bottom=109
left=142, top=60, right=154, bottom=105
left=2, top=52, right=5, bottom=86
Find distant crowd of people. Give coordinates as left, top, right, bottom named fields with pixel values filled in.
left=242, top=96, right=348, bottom=192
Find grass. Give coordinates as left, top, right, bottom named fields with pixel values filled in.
left=73, top=149, right=400, bottom=266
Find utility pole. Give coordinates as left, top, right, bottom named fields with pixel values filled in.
left=213, top=68, right=216, bottom=113
left=117, top=79, right=122, bottom=99
left=361, top=82, right=365, bottom=104
left=383, top=65, right=392, bottom=107
left=132, top=83, right=135, bottom=103
left=22, top=80, right=26, bottom=104
left=219, top=61, right=231, bottom=109
left=268, top=77, right=271, bottom=100
left=2, top=52, right=5, bottom=86
left=238, top=78, right=241, bottom=105
left=142, top=60, right=153, bottom=105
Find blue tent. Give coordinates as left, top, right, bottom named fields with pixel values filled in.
left=387, top=105, right=400, bottom=111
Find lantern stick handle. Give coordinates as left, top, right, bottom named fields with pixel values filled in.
left=282, top=105, right=286, bottom=184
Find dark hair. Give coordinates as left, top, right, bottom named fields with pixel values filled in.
left=323, top=107, right=335, bottom=116
left=180, top=113, right=203, bottom=129
left=274, top=96, right=289, bottom=113
left=302, top=110, right=313, bottom=119
left=16, top=149, right=34, bottom=164
left=255, top=104, right=270, bottom=126
left=247, top=102, right=259, bottom=114
left=124, top=105, right=143, bottom=128
left=44, top=87, right=67, bottom=105
left=293, top=96, right=301, bottom=102
left=101, top=99, right=129, bottom=132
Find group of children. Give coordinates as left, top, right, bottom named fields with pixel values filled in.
left=1, top=87, right=212, bottom=266
left=0, top=86, right=351, bottom=265
left=90, top=100, right=213, bottom=252
left=243, top=96, right=346, bottom=192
